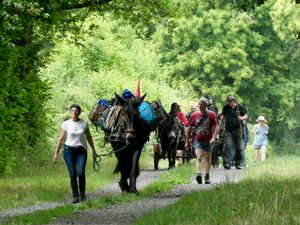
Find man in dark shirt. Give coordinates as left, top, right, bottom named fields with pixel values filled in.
left=221, top=95, right=248, bottom=169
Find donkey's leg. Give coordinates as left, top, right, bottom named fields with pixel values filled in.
left=167, top=147, right=173, bottom=169
left=129, top=149, right=141, bottom=195
left=119, top=168, right=129, bottom=193
left=171, top=147, right=177, bottom=168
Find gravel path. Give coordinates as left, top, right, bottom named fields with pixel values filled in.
left=0, top=169, right=166, bottom=223
left=51, top=167, right=244, bottom=225
left=0, top=167, right=243, bottom=224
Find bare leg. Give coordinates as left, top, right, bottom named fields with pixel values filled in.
left=176, top=150, right=182, bottom=165
left=204, top=152, right=211, bottom=174
left=261, top=146, right=267, bottom=161
left=196, top=150, right=203, bottom=174
left=255, top=149, right=261, bottom=161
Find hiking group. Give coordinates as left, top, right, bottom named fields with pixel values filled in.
left=52, top=89, right=269, bottom=203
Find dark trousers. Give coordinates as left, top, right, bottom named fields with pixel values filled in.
left=223, top=130, right=243, bottom=166
left=64, top=145, right=87, bottom=197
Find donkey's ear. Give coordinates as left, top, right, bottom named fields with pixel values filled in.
left=115, top=93, right=126, bottom=106
left=138, top=93, right=147, bottom=104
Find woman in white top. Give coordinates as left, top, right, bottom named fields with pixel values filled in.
left=253, top=115, right=269, bottom=161
left=53, top=104, right=97, bottom=204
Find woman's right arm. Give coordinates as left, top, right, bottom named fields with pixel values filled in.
left=53, top=129, right=66, bottom=163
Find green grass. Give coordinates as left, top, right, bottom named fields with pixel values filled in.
left=4, top=140, right=297, bottom=225
left=1, top=205, right=74, bottom=225
left=1, top=162, right=193, bottom=225
left=133, top=156, right=300, bottom=225
left=0, top=150, right=119, bottom=212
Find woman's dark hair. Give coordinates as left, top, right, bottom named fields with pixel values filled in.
left=171, top=102, right=180, bottom=110
left=69, top=104, right=81, bottom=114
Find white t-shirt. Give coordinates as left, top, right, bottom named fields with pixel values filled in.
left=61, top=119, right=88, bottom=150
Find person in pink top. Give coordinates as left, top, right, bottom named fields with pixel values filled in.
left=177, top=110, right=188, bottom=126
left=185, top=97, right=218, bottom=184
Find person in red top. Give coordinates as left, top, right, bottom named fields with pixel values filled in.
left=185, top=97, right=218, bottom=184
left=170, top=102, right=188, bottom=126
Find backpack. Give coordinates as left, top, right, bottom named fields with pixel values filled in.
left=138, top=101, right=157, bottom=125
left=89, top=99, right=108, bottom=122
left=207, top=104, right=218, bottom=114
left=104, top=105, right=122, bottom=131
left=193, top=110, right=210, bottom=136
left=150, top=100, right=165, bottom=119
left=89, top=98, right=116, bottom=126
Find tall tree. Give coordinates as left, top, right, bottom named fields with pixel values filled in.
left=155, top=0, right=300, bottom=151
left=0, top=0, right=172, bottom=174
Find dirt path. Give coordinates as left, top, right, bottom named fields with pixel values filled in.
left=0, top=167, right=243, bottom=224
left=51, top=167, right=244, bottom=225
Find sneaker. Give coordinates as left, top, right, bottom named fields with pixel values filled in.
left=235, top=164, right=242, bottom=170
left=196, top=173, right=202, bottom=184
left=72, top=195, right=80, bottom=204
left=224, top=164, right=231, bottom=170
left=205, top=173, right=211, bottom=184
left=80, top=193, right=87, bottom=202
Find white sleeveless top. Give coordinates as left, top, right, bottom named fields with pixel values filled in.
left=61, top=119, right=88, bottom=150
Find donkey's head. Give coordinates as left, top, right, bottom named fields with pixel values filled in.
left=115, top=93, right=146, bottom=144
left=164, top=113, right=181, bottom=143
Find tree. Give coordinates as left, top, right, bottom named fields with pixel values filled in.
left=0, top=0, right=173, bottom=174
left=155, top=0, right=300, bottom=152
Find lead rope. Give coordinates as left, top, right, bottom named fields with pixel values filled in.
left=93, top=143, right=129, bottom=171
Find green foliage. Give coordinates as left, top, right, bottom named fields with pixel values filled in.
left=41, top=13, right=194, bottom=149
left=0, top=0, right=175, bottom=175
left=1, top=0, right=299, bottom=175
left=155, top=0, right=300, bottom=151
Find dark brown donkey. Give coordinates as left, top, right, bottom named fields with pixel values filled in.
left=108, top=93, right=151, bottom=195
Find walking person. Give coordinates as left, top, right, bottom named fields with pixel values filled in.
left=170, top=102, right=188, bottom=165
left=185, top=97, right=218, bottom=184
left=253, top=116, right=269, bottom=161
left=53, top=104, right=97, bottom=204
left=186, top=104, right=198, bottom=123
left=205, top=95, right=219, bottom=114
left=221, top=95, right=248, bottom=169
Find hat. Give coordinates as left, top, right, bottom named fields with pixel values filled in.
left=256, top=116, right=267, bottom=123
left=190, top=104, right=197, bottom=110
left=122, top=89, right=134, bottom=99
left=226, top=95, right=235, bottom=102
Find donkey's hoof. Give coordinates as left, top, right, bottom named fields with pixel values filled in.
left=119, top=181, right=129, bottom=192
left=128, top=188, right=139, bottom=195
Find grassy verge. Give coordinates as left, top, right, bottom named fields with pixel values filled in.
left=1, top=142, right=194, bottom=225
left=133, top=155, right=300, bottom=225
left=0, top=150, right=119, bottom=212
left=2, top=164, right=194, bottom=225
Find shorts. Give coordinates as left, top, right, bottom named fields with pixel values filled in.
left=194, top=140, right=211, bottom=153
left=254, top=143, right=267, bottom=150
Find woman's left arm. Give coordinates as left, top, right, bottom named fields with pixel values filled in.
left=86, top=126, right=97, bottom=159
left=265, top=126, right=269, bottom=135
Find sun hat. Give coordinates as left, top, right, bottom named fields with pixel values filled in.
left=190, top=104, right=197, bottom=110
left=256, top=115, right=267, bottom=123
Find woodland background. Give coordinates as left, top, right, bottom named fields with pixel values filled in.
left=0, top=0, right=299, bottom=175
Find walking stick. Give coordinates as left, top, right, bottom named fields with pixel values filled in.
left=235, top=100, right=243, bottom=140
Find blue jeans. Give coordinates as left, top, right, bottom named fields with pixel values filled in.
left=63, top=145, right=87, bottom=197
